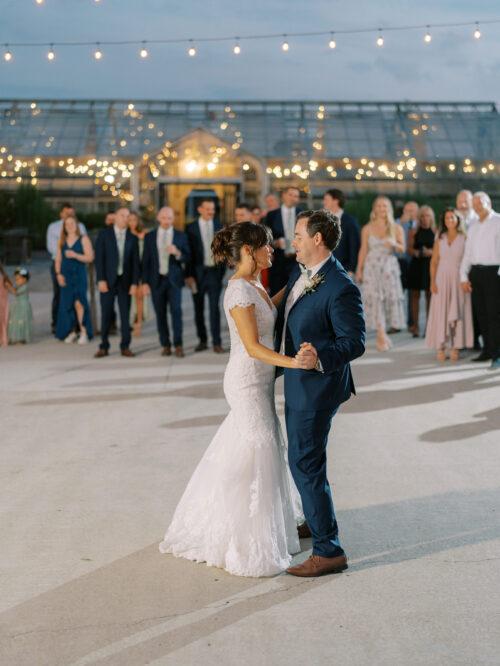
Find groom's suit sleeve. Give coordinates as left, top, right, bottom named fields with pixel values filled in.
left=316, top=282, right=365, bottom=374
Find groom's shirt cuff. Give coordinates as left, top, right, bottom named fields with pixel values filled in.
left=315, top=358, right=324, bottom=373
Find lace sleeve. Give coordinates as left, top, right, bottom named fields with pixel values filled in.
left=225, top=280, right=257, bottom=311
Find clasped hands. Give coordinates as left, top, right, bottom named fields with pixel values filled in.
left=294, top=342, right=318, bottom=370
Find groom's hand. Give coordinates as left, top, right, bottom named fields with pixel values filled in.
left=296, top=342, right=318, bottom=370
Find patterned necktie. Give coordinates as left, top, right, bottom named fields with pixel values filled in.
left=160, top=229, right=169, bottom=274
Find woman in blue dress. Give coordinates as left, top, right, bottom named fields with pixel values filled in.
left=55, top=215, right=94, bottom=344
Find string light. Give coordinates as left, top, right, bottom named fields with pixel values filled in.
left=233, top=39, right=241, bottom=55
left=376, top=30, right=384, bottom=47
left=4, top=46, right=12, bottom=62
left=139, top=42, right=148, bottom=58
left=94, top=43, right=103, bottom=60
left=35, top=0, right=44, bottom=4
left=424, top=26, right=432, bottom=43
left=188, top=40, right=196, bottom=56
left=47, top=44, right=55, bottom=61
left=328, top=33, right=337, bottom=49
left=281, top=35, right=289, bottom=51
left=474, top=22, right=482, bottom=39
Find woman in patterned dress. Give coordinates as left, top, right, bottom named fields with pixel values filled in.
left=356, top=196, right=405, bottom=351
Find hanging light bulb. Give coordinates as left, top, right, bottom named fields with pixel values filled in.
left=281, top=35, right=289, bottom=51
left=424, top=26, right=432, bottom=43
left=474, top=22, right=481, bottom=39
left=94, top=43, right=103, bottom=60
left=4, top=45, right=12, bottom=62
left=233, top=39, right=241, bottom=55
left=35, top=0, right=44, bottom=5
left=139, top=42, right=149, bottom=59
left=47, top=44, right=56, bottom=61
left=376, top=30, right=384, bottom=47
left=328, top=32, right=337, bottom=49
left=188, top=40, right=196, bottom=57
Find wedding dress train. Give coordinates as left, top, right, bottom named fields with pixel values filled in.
left=160, top=278, right=302, bottom=577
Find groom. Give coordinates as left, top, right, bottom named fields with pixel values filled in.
left=275, top=209, right=365, bottom=577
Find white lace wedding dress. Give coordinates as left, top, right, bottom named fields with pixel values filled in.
left=160, top=278, right=303, bottom=577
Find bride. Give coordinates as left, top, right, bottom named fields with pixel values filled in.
left=160, top=221, right=309, bottom=577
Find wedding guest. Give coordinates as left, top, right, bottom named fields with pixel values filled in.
left=234, top=203, right=253, bottom=224
left=407, top=205, right=436, bottom=337
left=185, top=199, right=226, bottom=353
left=46, top=203, right=86, bottom=333
left=142, top=207, right=190, bottom=358
left=396, top=201, right=419, bottom=329
left=128, top=211, right=149, bottom=336
left=460, top=192, right=500, bottom=369
left=0, top=263, right=13, bottom=347
left=263, top=192, right=280, bottom=215
left=455, top=190, right=478, bottom=230
left=8, top=268, right=33, bottom=344
left=94, top=207, right=140, bottom=358
left=426, top=209, right=473, bottom=361
left=55, top=216, right=94, bottom=344
left=455, top=189, right=481, bottom=349
left=104, top=212, right=116, bottom=227
left=356, top=196, right=405, bottom=351
left=322, top=188, right=360, bottom=275
left=251, top=206, right=263, bottom=224
left=265, top=186, right=302, bottom=293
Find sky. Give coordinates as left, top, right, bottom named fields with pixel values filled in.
left=0, top=0, right=499, bottom=101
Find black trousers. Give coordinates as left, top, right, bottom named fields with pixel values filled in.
left=151, top=275, right=183, bottom=347
left=470, top=265, right=500, bottom=360
left=192, top=267, right=222, bottom=346
left=50, top=261, right=60, bottom=329
left=99, top=276, right=131, bottom=351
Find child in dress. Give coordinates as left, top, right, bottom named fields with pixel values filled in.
left=0, top=262, right=13, bottom=347
left=8, top=267, right=33, bottom=344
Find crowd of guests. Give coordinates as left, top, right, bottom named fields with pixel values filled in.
left=1, top=187, right=498, bottom=370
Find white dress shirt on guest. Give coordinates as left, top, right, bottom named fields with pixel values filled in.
left=281, top=205, right=297, bottom=254
left=46, top=219, right=87, bottom=260
left=198, top=217, right=215, bottom=267
left=157, top=226, right=174, bottom=275
left=114, top=225, right=127, bottom=276
left=460, top=211, right=500, bottom=281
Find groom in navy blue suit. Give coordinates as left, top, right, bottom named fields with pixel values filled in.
left=274, top=209, right=365, bottom=577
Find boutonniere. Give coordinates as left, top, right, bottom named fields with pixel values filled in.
left=303, top=272, right=325, bottom=295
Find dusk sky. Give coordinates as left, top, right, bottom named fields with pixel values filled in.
left=0, top=0, right=499, bottom=101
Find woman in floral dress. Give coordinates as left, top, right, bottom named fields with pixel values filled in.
left=356, top=196, right=405, bottom=351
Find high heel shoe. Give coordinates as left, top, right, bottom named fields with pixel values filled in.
left=376, top=336, right=393, bottom=352
left=449, top=349, right=460, bottom=362
left=436, top=349, right=447, bottom=362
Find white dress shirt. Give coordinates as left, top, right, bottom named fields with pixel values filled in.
left=46, top=219, right=87, bottom=260
left=198, top=217, right=215, bottom=267
left=281, top=205, right=297, bottom=254
left=157, top=226, right=174, bottom=275
left=280, top=254, right=332, bottom=353
left=460, top=211, right=500, bottom=281
left=114, top=225, right=127, bottom=276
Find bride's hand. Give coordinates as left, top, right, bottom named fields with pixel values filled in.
left=295, top=342, right=318, bottom=370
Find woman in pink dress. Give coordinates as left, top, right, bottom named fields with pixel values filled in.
left=0, top=263, right=13, bottom=347
left=425, top=208, right=473, bottom=361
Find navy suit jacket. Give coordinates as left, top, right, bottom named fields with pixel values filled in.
left=274, top=256, right=365, bottom=411
left=95, top=226, right=140, bottom=290
left=142, top=228, right=190, bottom=289
left=333, top=212, right=361, bottom=273
left=185, top=219, right=225, bottom=283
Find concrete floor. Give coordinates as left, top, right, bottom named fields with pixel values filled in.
left=1, top=265, right=499, bottom=665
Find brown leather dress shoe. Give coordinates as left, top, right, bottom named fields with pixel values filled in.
left=175, top=346, right=185, bottom=358
left=161, top=346, right=172, bottom=356
left=297, top=523, right=312, bottom=539
left=286, top=554, right=348, bottom=578
left=213, top=345, right=226, bottom=354
left=121, top=348, right=135, bottom=358
left=94, top=349, right=109, bottom=358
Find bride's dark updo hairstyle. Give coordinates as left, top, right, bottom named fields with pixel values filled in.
left=212, top=221, right=272, bottom=268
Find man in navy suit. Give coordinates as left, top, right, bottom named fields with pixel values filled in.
left=185, top=199, right=226, bottom=353
left=94, top=207, right=140, bottom=358
left=265, top=186, right=302, bottom=294
left=142, top=207, right=190, bottom=358
left=323, top=189, right=361, bottom=275
left=274, top=209, right=365, bottom=577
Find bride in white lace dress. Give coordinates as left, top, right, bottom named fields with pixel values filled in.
left=160, top=222, right=306, bottom=577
